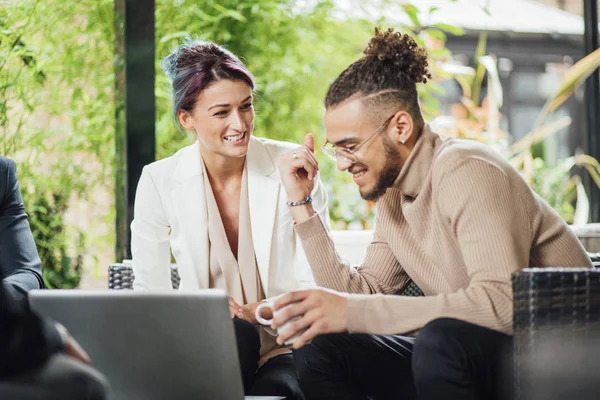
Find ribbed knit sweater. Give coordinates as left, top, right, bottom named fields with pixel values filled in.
left=295, top=125, right=592, bottom=336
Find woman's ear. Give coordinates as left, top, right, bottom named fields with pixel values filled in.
left=177, top=109, right=195, bottom=132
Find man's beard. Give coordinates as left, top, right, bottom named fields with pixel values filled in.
left=360, top=137, right=402, bottom=201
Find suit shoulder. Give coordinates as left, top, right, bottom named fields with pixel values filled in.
left=0, top=156, right=15, bottom=175
left=143, top=143, right=193, bottom=177
left=0, top=157, right=17, bottom=207
left=0, top=156, right=16, bottom=192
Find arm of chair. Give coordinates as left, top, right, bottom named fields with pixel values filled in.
left=108, top=263, right=180, bottom=290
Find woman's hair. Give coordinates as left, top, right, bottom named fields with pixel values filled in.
left=161, top=39, right=255, bottom=123
left=325, top=28, right=432, bottom=127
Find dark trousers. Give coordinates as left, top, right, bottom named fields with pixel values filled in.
left=234, top=317, right=305, bottom=400
left=293, top=318, right=512, bottom=400
left=0, top=354, right=108, bottom=400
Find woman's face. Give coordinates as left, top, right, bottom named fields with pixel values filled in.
left=179, top=79, right=254, bottom=159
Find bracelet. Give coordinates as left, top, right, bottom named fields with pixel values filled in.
left=287, top=194, right=313, bottom=207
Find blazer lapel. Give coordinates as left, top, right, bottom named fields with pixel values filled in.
left=171, top=142, right=210, bottom=289
left=247, top=138, right=280, bottom=295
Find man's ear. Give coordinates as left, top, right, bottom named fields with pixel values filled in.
left=390, top=111, right=414, bottom=145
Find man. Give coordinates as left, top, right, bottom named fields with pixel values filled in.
left=272, top=28, right=592, bottom=400
left=0, top=156, right=108, bottom=399
left=0, top=157, right=44, bottom=303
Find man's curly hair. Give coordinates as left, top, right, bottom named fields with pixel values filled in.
left=325, top=28, right=432, bottom=127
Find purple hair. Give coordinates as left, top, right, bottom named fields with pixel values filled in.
left=161, top=40, right=255, bottom=125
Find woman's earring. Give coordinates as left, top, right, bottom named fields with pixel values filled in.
left=400, top=138, right=406, bottom=144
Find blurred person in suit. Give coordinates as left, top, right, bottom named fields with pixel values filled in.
left=0, top=156, right=108, bottom=399
left=0, top=157, right=44, bottom=304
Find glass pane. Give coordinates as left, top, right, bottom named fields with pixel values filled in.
left=510, top=71, right=543, bottom=101
left=510, top=105, right=543, bottom=140
left=509, top=105, right=570, bottom=166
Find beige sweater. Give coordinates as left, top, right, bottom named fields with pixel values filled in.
left=295, top=125, right=592, bottom=336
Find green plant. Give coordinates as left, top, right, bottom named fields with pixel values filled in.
left=0, top=0, right=464, bottom=288
left=23, top=188, right=84, bottom=288
left=1, top=0, right=115, bottom=287
left=439, top=33, right=600, bottom=224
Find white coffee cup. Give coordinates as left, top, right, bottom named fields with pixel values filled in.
left=255, top=301, right=305, bottom=346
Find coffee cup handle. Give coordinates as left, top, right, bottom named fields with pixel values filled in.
left=255, top=302, right=274, bottom=325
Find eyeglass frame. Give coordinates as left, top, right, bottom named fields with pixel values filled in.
left=321, top=113, right=396, bottom=164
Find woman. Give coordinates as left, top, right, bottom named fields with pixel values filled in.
left=130, top=40, right=328, bottom=400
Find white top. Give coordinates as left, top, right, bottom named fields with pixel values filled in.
left=130, top=136, right=329, bottom=298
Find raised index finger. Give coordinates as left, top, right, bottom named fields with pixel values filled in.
left=304, top=133, right=315, bottom=153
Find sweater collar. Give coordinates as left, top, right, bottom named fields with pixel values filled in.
left=393, top=124, right=443, bottom=198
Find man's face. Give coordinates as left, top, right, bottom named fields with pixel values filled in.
left=324, top=98, right=403, bottom=201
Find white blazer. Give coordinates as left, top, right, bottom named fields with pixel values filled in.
left=130, top=136, right=330, bottom=298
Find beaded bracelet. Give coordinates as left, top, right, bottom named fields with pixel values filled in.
left=286, top=194, right=313, bottom=207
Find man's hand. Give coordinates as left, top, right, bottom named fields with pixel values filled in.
left=271, top=289, right=348, bottom=349
left=278, top=133, right=319, bottom=223
left=56, top=323, right=91, bottom=364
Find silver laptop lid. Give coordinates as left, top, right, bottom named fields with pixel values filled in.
left=29, top=290, right=244, bottom=400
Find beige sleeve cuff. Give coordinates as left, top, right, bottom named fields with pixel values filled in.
left=346, top=294, right=372, bottom=333
left=294, top=213, right=328, bottom=239
left=345, top=293, right=442, bottom=336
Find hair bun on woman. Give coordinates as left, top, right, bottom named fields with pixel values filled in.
left=363, top=27, right=432, bottom=84
left=160, top=38, right=210, bottom=83
left=160, top=51, right=179, bottom=83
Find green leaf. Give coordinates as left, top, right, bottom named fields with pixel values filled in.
left=212, top=4, right=248, bottom=23
left=426, top=28, right=447, bottom=42
left=433, top=23, right=465, bottom=36
left=547, top=47, right=600, bottom=114
left=402, top=4, right=421, bottom=27
left=528, top=47, right=600, bottom=141
left=192, top=8, right=217, bottom=21
left=158, top=31, right=191, bottom=44
left=471, top=31, right=487, bottom=104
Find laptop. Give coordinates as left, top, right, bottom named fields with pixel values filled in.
left=29, top=290, right=284, bottom=400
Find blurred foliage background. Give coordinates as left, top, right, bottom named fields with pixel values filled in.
left=1, top=0, right=456, bottom=287
left=2, top=0, right=595, bottom=287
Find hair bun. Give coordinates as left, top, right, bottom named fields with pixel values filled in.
left=160, top=51, right=179, bottom=82
left=363, top=27, right=432, bottom=84
left=160, top=39, right=217, bottom=82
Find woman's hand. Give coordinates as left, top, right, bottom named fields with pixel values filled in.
left=229, top=296, right=245, bottom=319
left=230, top=297, right=275, bottom=325
left=240, top=300, right=272, bottom=325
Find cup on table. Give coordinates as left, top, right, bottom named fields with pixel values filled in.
left=255, top=301, right=305, bottom=346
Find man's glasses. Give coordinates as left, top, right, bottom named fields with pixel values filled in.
left=321, top=114, right=395, bottom=164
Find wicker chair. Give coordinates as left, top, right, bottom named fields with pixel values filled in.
left=108, top=263, right=181, bottom=290
left=512, top=255, right=600, bottom=399
left=108, top=262, right=425, bottom=296
left=109, top=255, right=600, bottom=294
